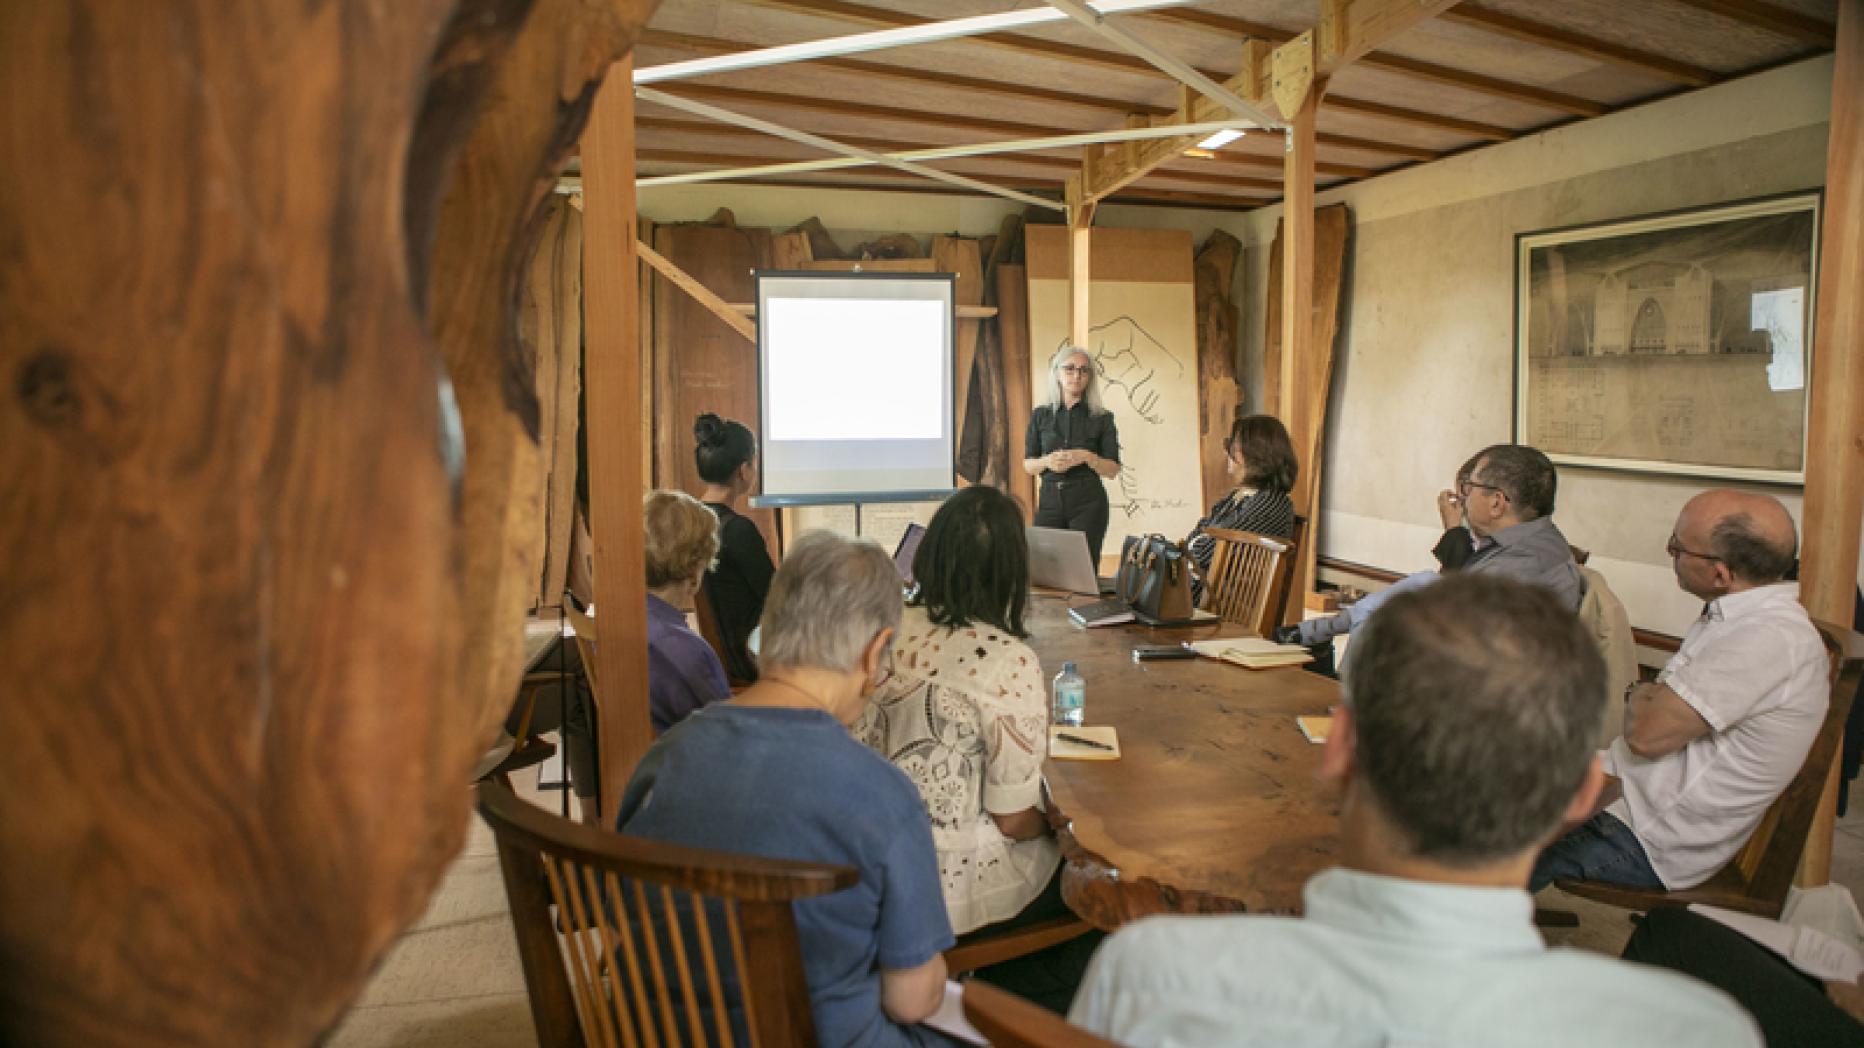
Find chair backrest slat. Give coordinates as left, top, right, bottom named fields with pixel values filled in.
left=723, top=901, right=760, bottom=1048
left=630, top=879, right=683, bottom=1045
left=543, top=856, right=612, bottom=1048
left=479, top=782, right=856, bottom=1048
left=658, top=882, right=711, bottom=1048
left=1201, top=527, right=1293, bottom=637
left=689, top=889, right=737, bottom=1048
left=577, top=863, right=629, bottom=1048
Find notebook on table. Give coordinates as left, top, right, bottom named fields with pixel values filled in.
left=1050, top=725, right=1121, bottom=760
left=1186, top=637, right=1314, bottom=669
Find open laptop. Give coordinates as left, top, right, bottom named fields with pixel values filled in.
left=1025, top=526, right=1118, bottom=596
left=892, top=522, right=927, bottom=584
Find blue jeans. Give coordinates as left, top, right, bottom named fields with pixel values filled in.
left=1529, top=811, right=1663, bottom=893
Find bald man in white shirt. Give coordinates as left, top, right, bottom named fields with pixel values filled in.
left=1530, top=490, right=1827, bottom=893
left=1071, top=575, right=1758, bottom=1048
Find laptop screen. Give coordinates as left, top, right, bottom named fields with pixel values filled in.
left=892, top=523, right=927, bottom=583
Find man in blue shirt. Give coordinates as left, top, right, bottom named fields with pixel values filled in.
left=619, top=531, right=957, bottom=1047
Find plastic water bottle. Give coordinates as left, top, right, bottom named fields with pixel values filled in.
left=1051, top=661, right=1086, bottom=727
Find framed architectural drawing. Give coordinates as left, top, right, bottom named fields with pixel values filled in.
left=1514, top=192, right=1820, bottom=483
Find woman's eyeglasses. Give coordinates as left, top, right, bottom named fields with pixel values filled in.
left=1058, top=364, right=1092, bottom=375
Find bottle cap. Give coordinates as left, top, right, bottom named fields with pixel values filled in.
left=1061, top=661, right=1076, bottom=674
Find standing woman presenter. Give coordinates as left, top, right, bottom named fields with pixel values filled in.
left=1022, top=345, right=1121, bottom=568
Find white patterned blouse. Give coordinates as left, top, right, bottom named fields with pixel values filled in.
left=856, top=605, right=1062, bottom=934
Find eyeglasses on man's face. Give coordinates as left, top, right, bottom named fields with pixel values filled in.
left=1457, top=479, right=1505, bottom=500
left=1666, top=534, right=1722, bottom=563
left=1058, top=363, right=1092, bottom=376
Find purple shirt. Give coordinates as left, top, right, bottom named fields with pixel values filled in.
left=647, top=594, right=730, bottom=733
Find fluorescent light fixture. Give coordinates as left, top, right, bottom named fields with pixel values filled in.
left=1196, top=129, right=1245, bottom=150
left=634, top=0, right=1197, bottom=85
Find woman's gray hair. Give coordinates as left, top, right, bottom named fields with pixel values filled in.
left=1042, top=343, right=1106, bottom=414
left=758, top=530, right=903, bottom=674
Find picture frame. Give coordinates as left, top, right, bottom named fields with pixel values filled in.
left=1513, top=191, right=1821, bottom=485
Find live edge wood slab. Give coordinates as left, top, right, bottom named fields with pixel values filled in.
left=0, top=1, right=655, bottom=1044
left=1027, top=595, right=1342, bottom=929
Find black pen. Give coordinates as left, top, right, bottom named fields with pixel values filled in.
left=1056, top=731, right=1115, bottom=751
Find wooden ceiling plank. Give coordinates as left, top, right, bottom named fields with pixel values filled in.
left=1355, top=51, right=1607, bottom=115
left=655, top=172, right=1276, bottom=209
left=1663, top=0, right=1836, bottom=47
left=1044, top=0, right=1284, bottom=127
left=1324, top=93, right=1512, bottom=139
left=1317, top=130, right=1437, bottom=160
left=1439, top=7, right=1717, bottom=85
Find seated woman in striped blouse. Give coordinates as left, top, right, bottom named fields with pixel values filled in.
left=1186, top=414, right=1299, bottom=607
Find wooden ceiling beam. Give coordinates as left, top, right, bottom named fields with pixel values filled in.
left=643, top=28, right=1439, bottom=162
left=1438, top=7, right=1717, bottom=85
left=649, top=171, right=1276, bottom=209
left=1664, top=0, right=1836, bottom=47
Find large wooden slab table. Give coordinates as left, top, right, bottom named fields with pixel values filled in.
left=1026, top=595, right=1342, bottom=929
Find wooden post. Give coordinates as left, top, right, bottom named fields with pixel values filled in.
left=1066, top=175, right=1095, bottom=348
left=1796, top=0, right=1864, bottom=887
left=1279, top=77, right=1322, bottom=612
left=582, top=61, right=654, bottom=821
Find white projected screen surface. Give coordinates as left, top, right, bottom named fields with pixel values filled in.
left=766, top=299, right=944, bottom=440
left=757, top=275, right=954, bottom=500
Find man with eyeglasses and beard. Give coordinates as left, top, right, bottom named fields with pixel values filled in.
left=1529, top=489, right=1826, bottom=894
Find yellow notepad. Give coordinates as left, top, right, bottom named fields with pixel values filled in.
left=1050, top=725, right=1121, bottom=760
left=1296, top=715, right=1332, bottom=744
left=1186, top=637, right=1314, bottom=669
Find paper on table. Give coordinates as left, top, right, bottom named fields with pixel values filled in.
left=1187, top=637, right=1313, bottom=669
left=1690, top=904, right=1864, bottom=982
left=923, top=980, right=988, bottom=1046
left=1049, top=725, right=1121, bottom=760
left=1296, top=715, right=1332, bottom=744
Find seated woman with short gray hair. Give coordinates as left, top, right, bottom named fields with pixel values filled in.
left=617, top=530, right=959, bottom=1048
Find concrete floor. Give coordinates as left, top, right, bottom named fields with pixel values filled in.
left=326, top=764, right=1864, bottom=1047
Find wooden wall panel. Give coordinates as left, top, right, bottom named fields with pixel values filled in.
left=652, top=223, right=776, bottom=543
left=998, top=264, right=1036, bottom=519
left=932, top=236, right=985, bottom=483
left=1195, top=231, right=1243, bottom=512
left=524, top=197, right=585, bottom=609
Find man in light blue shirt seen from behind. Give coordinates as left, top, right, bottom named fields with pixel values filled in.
left=1071, top=574, right=1759, bottom=1048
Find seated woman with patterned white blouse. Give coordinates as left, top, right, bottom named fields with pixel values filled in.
left=858, top=485, right=1061, bottom=937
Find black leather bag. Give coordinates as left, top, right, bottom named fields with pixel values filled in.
left=1127, top=534, right=1195, bottom=624
left=1116, top=534, right=1149, bottom=603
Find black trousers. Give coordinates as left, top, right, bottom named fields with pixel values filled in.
left=1035, top=474, right=1112, bottom=568
left=1621, top=907, right=1863, bottom=1046
left=958, top=865, right=1106, bottom=1016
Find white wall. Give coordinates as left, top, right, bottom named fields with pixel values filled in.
left=637, top=55, right=1858, bottom=635
left=1211, top=56, right=1849, bottom=636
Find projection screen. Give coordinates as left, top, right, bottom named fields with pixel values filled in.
left=752, top=271, right=957, bottom=506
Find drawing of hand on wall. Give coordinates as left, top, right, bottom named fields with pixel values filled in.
left=1056, top=315, right=1185, bottom=425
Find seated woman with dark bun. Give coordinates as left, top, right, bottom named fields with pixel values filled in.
left=1185, top=414, right=1298, bottom=606
left=693, top=412, right=775, bottom=684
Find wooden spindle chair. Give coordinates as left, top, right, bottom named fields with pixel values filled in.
left=477, top=781, right=858, bottom=1048
left=1200, top=526, right=1297, bottom=637
left=1550, top=621, right=1863, bottom=918
left=961, top=980, right=1122, bottom=1048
